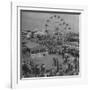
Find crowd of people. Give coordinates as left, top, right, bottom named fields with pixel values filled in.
left=21, top=30, right=79, bottom=78
left=22, top=52, right=79, bottom=78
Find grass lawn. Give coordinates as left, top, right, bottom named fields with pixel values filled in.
left=31, top=54, right=64, bottom=70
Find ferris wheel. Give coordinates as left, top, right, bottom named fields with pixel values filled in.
left=44, top=15, right=71, bottom=34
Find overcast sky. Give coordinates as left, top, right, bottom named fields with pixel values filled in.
left=21, top=10, right=79, bottom=33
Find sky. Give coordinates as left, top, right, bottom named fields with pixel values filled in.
left=21, top=10, right=80, bottom=33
